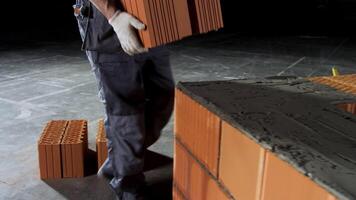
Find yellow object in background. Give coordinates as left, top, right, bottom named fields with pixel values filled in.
left=332, top=67, right=340, bottom=76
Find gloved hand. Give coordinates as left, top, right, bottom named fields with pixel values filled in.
left=109, top=11, right=148, bottom=56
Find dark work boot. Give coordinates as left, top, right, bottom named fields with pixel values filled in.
left=112, top=180, right=149, bottom=200
left=97, top=158, right=114, bottom=179
left=124, top=192, right=145, bottom=200
left=116, top=189, right=148, bottom=200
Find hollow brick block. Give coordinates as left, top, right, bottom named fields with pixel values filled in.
left=38, top=120, right=68, bottom=179
left=61, top=120, right=88, bottom=178
left=261, top=152, right=337, bottom=200
left=96, top=119, right=108, bottom=170
left=175, top=89, right=221, bottom=177
left=219, top=121, right=266, bottom=200
left=173, top=186, right=186, bottom=200
left=118, top=0, right=222, bottom=48
left=174, top=141, right=230, bottom=200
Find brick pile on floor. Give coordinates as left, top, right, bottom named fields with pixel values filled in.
left=38, top=120, right=88, bottom=179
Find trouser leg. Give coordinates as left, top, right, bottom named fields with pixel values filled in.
left=96, top=54, right=147, bottom=196
left=75, top=4, right=115, bottom=174
left=87, top=52, right=116, bottom=176
left=141, top=53, right=175, bottom=147
left=95, top=50, right=174, bottom=198
left=75, top=0, right=105, bottom=104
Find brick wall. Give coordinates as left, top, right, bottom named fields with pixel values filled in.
left=174, top=89, right=337, bottom=200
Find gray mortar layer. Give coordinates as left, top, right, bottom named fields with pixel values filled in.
left=177, top=76, right=356, bottom=200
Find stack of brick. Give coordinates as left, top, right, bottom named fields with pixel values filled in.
left=120, top=0, right=223, bottom=48
left=310, top=74, right=356, bottom=115
left=96, top=119, right=108, bottom=169
left=174, top=89, right=338, bottom=200
left=38, top=120, right=88, bottom=179
left=309, top=74, right=356, bottom=96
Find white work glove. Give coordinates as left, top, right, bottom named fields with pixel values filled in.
left=109, top=11, right=148, bottom=56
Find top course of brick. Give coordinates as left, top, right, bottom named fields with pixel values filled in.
left=176, top=75, right=356, bottom=200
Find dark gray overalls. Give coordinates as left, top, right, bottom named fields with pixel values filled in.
left=74, top=0, right=174, bottom=198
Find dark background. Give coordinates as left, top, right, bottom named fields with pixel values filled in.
left=1, top=0, right=356, bottom=42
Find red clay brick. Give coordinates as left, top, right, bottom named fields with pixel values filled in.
left=173, top=186, right=186, bottom=200
left=136, top=0, right=156, bottom=47
left=219, top=121, right=266, bottom=200
left=150, top=0, right=162, bottom=45
left=45, top=145, right=54, bottom=178
left=174, top=141, right=230, bottom=200
left=61, top=143, right=73, bottom=177
left=187, top=0, right=224, bottom=33
left=198, top=0, right=206, bottom=33
left=172, top=0, right=192, bottom=39
left=209, top=0, right=216, bottom=30
left=167, top=0, right=178, bottom=41
left=175, top=89, right=221, bottom=177
left=120, top=0, right=223, bottom=47
left=187, top=0, right=202, bottom=33
left=38, top=120, right=68, bottom=179
left=130, top=0, right=143, bottom=44
left=96, top=119, right=108, bottom=170
left=337, top=103, right=356, bottom=115
left=52, top=144, right=62, bottom=178
left=38, top=144, right=47, bottom=179
left=173, top=141, right=189, bottom=196
left=261, top=152, right=337, bottom=200
left=73, top=143, right=85, bottom=177
left=155, top=0, right=167, bottom=44
left=162, top=0, right=172, bottom=43
left=61, top=120, right=88, bottom=178
left=206, top=0, right=214, bottom=31
left=126, top=0, right=132, bottom=14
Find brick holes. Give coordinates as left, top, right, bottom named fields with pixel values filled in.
left=337, top=103, right=356, bottom=115
left=38, top=120, right=88, bottom=179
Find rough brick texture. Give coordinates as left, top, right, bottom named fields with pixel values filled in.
left=119, top=0, right=223, bottom=48
left=174, top=141, right=230, bottom=200
left=38, top=120, right=68, bottom=179
left=174, top=84, right=341, bottom=200
left=219, top=121, right=266, bottom=200
left=96, top=119, right=108, bottom=170
left=61, top=120, right=88, bottom=178
left=175, top=89, right=221, bottom=177
left=38, top=120, right=88, bottom=179
left=309, top=74, right=356, bottom=95
left=337, top=103, right=356, bottom=115
left=261, top=152, right=336, bottom=200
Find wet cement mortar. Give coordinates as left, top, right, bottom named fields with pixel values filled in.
left=178, top=77, right=356, bottom=200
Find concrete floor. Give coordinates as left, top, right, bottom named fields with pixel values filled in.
left=1, top=32, right=356, bottom=200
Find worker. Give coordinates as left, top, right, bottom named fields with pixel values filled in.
left=73, top=0, right=175, bottom=199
